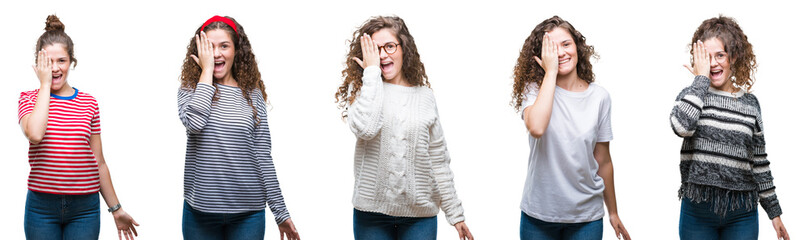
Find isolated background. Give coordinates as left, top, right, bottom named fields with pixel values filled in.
left=1, top=0, right=805, bottom=239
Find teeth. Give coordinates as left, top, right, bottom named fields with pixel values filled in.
left=559, top=59, right=570, bottom=63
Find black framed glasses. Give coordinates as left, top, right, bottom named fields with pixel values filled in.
left=379, top=42, right=400, bottom=54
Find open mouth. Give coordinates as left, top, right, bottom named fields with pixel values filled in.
left=381, top=62, right=394, bottom=72
left=52, top=74, right=63, bottom=82
left=214, top=61, right=225, bottom=72
left=710, top=69, right=723, bottom=79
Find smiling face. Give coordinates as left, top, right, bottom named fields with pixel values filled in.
left=702, top=37, right=734, bottom=91
left=205, top=29, right=236, bottom=81
left=546, top=27, right=578, bottom=77
left=42, top=43, right=71, bottom=92
left=371, top=28, right=404, bottom=83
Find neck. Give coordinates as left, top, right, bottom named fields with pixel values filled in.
left=716, top=82, right=738, bottom=93
left=386, top=75, right=412, bottom=87
left=52, top=83, right=75, bottom=96
left=216, top=74, right=238, bottom=87
left=555, top=71, right=587, bottom=91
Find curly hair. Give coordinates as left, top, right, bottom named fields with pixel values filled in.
left=511, top=16, right=597, bottom=111
left=335, top=16, right=429, bottom=117
left=36, top=15, right=77, bottom=68
left=690, top=15, right=756, bottom=92
left=180, top=16, right=266, bottom=124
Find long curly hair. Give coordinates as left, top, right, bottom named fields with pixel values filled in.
left=511, top=16, right=597, bottom=111
left=690, top=15, right=756, bottom=92
left=36, top=15, right=76, bottom=68
left=335, top=16, right=428, bottom=117
left=180, top=16, right=266, bottom=124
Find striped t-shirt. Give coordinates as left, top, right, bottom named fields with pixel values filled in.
left=17, top=88, right=101, bottom=195
left=178, top=83, right=290, bottom=224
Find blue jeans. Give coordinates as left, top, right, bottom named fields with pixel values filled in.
left=182, top=201, right=266, bottom=240
left=520, top=212, right=603, bottom=240
left=679, top=198, right=758, bottom=240
left=353, top=209, right=437, bottom=240
left=24, top=190, right=100, bottom=240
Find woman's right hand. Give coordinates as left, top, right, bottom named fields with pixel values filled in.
left=684, top=40, right=710, bottom=77
left=352, top=33, right=380, bottom=69
left=191, top=31, right=215, bottom=74
left=534, top=33, right=559, bottom=76
left=32, top=49, right=52, bottom=87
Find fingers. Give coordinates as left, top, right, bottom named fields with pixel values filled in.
left=352, top=57, right=363, bottom=68
left=620, top=224, right=631, bottom=240
left=534, top=56, right=544, bottom=69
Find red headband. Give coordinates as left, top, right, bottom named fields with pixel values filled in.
left=201, top=15, right=238, bottom=39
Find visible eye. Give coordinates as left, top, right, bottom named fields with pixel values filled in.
left=563, top=43, right=571, bottom=47
left=221, top=44, right=229, bottom=50
left=385, top=43, right=397, bottom=51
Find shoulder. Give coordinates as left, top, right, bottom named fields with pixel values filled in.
left=19, top=90, right=38, bottom=100
left=76, top=91, right=99, bottom=104
left=588, top=83, right=611, bottom=101
left=418, top=86, right=437, bottom=104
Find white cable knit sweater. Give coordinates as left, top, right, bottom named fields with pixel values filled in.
left=347, top=66, right=465, bottom=225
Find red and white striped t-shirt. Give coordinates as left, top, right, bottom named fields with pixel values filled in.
left=18, top=88, right=101, bottom=195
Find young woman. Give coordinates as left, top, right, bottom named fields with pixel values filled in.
left=671, top=15, right=789, bottom=240
left=336, top=16, right=473, bottom=240
left=177, top=15, right=299, bottom=240
left=511, top=16, right=630, bottom=240
left=19, top=15, right=139, bottom=240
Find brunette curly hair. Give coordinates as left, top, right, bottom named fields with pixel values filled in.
left=690, top=15, right=756, bottom=92
left=180, top=16, right=266, bottom=124
left=511, top=16, right=597, bottom=111
left=335, top=16, right=428, bottom=117
left=35, top=15, right=76, bottom=67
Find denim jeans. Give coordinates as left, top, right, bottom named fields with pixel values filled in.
left=520, top=212, right=603, bottom=240
left=182, top=201, right=266, bottom=240
left=353, top=209, right=438, bottom=240
left=24, top=190, right=101, bottom=240
left=679, top=197, right=758, bottom=240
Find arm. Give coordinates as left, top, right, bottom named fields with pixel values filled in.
left=347, top=33, right=384, bottom=140
left=178, top=31, right=217, bottom=134
left=177, top=84, right=215, bottom=134
left=671, top=41, right=712, bottom=138
left=253, top=99, right=299, bottom=240
left=90, top=134, right=139, bottom=240
left=428, top=115, right=473, bottom=240
left=594, top=142, right=630, bottom=240
left=750, top=101, right=788, bottom=240
left=20, top=50, right=54, bottom=144
left=523, top=33, right=559, bottom=139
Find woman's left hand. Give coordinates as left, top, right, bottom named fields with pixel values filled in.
left=772, top=216, right=789, bottom=240
left=112, top=208, right=139, bottom=240
left=454, top=221, right=474, bottom=240
left=609, top=214, right=630, bottom=240
left=279, top=218, right=301, bottom=240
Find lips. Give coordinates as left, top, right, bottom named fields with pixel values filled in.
left=710, top=69, right=723, bottom=79
left=214, top=60, right=226, bottom=72
left=559, top=58, right=571, bottom=65
left=380, top=62, right=394, bottom=72
left=52, top=74, right=63, bottom=83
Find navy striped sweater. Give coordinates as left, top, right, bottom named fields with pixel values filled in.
left=670, top=75, right=781, bottom=219
left=178, top=83, right=290, bottom=224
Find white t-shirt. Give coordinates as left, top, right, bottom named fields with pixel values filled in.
left=519, top=82, right=613, bottom=223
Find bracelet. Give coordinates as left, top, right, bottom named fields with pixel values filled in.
left=108, top=203, right=122, bottom=213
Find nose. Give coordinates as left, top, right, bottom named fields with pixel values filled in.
left=709, top=53, right=718, bottom=67
left=51, top=60, right=59, bottom=72
left=214, top=47, right=222, bottom=58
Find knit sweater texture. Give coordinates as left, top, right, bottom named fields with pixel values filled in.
left=670, top=75, right=781, bottom=219
left=347, top=66, right=465, bottom=225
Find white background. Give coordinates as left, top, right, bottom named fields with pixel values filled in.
left=1, top=0, right=805, bottom=239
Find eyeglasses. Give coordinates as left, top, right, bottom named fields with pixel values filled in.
left=711, top=51, right=728, bottom=64
left=378, top=42, right=400, bottom=54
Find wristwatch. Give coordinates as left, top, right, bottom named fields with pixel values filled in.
left=108, top=203, right=122, bottom=213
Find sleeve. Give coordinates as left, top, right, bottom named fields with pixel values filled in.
left=428, top=103, right=465, bottom=225
left=346, top=66, right=385, bottom=140
left=596, top=90, right=613, bottom=142
left=91, top=98, right=101, bottom=135
left=177, top=83, right=216, bottom=134
left=18, top=91, right=35, bottom=123
left=254, top=96, right=291, bottom=225
left=670, top=75, right=711, bottom=137
left=750, top=98, right=782, bottom=219
left=519, top=83, right=539, bottom=120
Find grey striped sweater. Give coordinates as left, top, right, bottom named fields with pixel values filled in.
left=178, top=83, right=290, bottom=224
left=670, top=75, right=781, bottom=219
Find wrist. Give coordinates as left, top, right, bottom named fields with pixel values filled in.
left=39, top=82, right=52, bottom=89
left=108, top=203, right=122, bottom=213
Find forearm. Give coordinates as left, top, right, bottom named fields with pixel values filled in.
left=347, top=66, right=384, bottom=140
left=524, top=75, right=556, bottom=138
left=599, top=161, right=619, bottom=216
left=670, top=75, right=711, bottom=137
left=98, top=161, right=121, bottom=209
left=23, top=85, right=52, bottom=143
left=198, top=69, right=213, bottom=85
